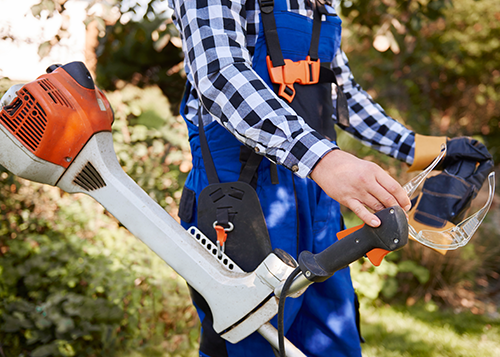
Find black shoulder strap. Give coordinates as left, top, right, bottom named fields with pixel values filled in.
left=258, top=0, right=285, bottom=67
left=311, top=1, right=350, bottom=127
left=309, top=0, right=322, bottom=61
left=198, top=107, right=220, bottom=184
left=239, top=150, right=264, bottom=184
left=258, top=0, right=350, bottom=127
left=198, top=106, right=270, bottom=185
left=318, top=65, right=350, bottom=127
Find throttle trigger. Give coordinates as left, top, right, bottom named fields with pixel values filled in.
left=366, top=248, right=390, bottom=266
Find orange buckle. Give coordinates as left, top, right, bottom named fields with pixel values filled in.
left=266, top=55, right=321, bottom=103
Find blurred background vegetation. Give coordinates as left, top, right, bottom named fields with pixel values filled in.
left=0, top=0, right=499, bottom=356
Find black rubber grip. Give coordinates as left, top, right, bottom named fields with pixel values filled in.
left=298, top=206, right=408, bottom=282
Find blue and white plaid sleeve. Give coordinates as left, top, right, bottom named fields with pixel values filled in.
left=332, top=49, right=416, bottom=165
left=168, top=0, right=336, bottom=178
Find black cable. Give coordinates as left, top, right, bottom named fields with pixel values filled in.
left=291, top=174, right=300, bottom=258
left=278, top=266, right=301, bottom=357
left=272, top=347, right=280, bottom=357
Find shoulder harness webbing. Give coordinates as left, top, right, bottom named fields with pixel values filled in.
left=258, top=0, right=350, bottom=127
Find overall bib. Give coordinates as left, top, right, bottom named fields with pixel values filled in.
left=178, top=1, right=362, bottom=356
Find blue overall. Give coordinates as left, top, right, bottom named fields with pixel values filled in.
left=179, top=2, right=362, bottom=356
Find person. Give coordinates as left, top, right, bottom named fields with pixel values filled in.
left=166, top=0, right=492, bottom=356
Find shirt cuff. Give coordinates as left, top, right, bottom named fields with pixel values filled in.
left=278, top=131, right=338, bottom=178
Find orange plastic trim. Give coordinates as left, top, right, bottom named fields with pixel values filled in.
left=336, top=224, right=364, bottom=240
left=336, top=223, right=390, bottom=267
left=0, top=66, right=114, bottom=168
left=365, top=248, right=390, bottom=267
left=266, top=55, right=320, bottom=103
left=214, top=225, right=228, bottom=245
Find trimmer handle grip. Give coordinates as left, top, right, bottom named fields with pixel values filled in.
left=298, top=206, right=408, bottom=282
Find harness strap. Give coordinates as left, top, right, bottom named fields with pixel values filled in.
left=259, top=0, right=285, bottom=67
left=198, top=106, right=269, bottom=187
left=270, top=161, right=280, bottom=184
left=216, top=207, right=230, bottom=228
left=198, top=108, right=220, bottom=185
left=239, top=148, right=265, bottom=184
left=318, top=65, right=350, bottom=127
left=258, top=0, right=350, bottom=127
left=308, top=0, right=323, bottom=61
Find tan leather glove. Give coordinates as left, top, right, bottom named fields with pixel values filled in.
left=408, top=134, right=447, bottom=172
left=407, top=134, right=448, bottom=254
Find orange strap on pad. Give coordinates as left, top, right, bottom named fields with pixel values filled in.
left=336, top=223, right=390, bottom=267
left=266, top=56, right=321, bottom=103
left=214, top=225, right=228, bottom=246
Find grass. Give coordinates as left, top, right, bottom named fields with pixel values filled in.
left=360, top=303, right=500, bottom=357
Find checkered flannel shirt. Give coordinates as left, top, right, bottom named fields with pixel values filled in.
left=168, top=0, right=415, bottom=178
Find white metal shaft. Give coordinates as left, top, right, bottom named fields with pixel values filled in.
left=258, top=323, right=307, bottom=357
left=56, top=132, right=277, bottom=338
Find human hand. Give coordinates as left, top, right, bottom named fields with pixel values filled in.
left=310, top=149, right=411, bottom=227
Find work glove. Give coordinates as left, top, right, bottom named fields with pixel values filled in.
left=408, top=134, right=447, bottom=172
left=408, top=135, right=494, bottom=254
left=0, top=83, right=25, bottom=110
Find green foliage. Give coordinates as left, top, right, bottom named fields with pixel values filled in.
left=0, top=80, right=198, bottom=356
left=350, top=252, right=431, bottom=303
left=0, top=176, right=199, bottom=356
left=341, top=0, right=500, bottom=162
left=361, top=304, right=500, bottom=356
left=340, top=0, right=450, bottom=36
left=96, top=17, right=185, bottom=113
left=0, top=232, right=124, bottom=356
left=106, top=84, right=191, bottom=213
left=0, top=169, right=199, bottom=356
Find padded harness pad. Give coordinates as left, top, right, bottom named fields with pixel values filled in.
left=197, top=181, right=273, bottom=272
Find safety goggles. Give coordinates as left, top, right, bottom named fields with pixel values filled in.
left=403, top=145, right=496, bottom=250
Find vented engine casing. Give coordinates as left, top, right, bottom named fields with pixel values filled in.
left=0, top=62, right=113, bottom=169
left=0, top=62, right=114, bottom=185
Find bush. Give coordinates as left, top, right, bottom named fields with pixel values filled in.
left=0, top=232, right=125, bottom=357
left=0, top=82, right=199, bottom=356
left=106, top=84, right=191, bottom=215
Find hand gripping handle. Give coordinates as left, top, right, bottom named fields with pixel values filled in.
left=298, top=206, right=408, bottom=282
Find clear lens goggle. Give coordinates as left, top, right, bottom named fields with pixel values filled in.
left=403, top=145, right=496, bottom=250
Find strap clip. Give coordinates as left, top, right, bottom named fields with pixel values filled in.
left=266, top=55, right=321, bottom=102
left=259, top=0, right=274, bottom=14
left=213, top=221, right=234, bottom=258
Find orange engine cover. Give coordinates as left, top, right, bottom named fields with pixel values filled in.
left=0, top=62, right=114, bottom=168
